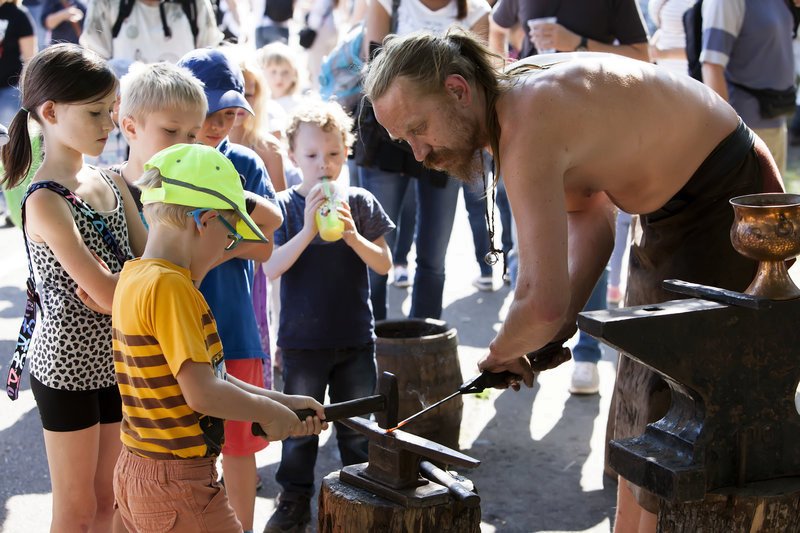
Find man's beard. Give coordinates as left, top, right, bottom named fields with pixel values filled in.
left=422, top=110, right=485, bottom=182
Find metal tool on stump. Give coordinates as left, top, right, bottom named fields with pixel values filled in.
left=578, top=193, right=800, bottom=529
left=318, top=372, right=482, bottom=532
left=339, top=372, right=481, bottom=507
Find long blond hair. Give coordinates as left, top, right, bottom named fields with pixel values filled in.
left=237, top=56, right=271, bottom=148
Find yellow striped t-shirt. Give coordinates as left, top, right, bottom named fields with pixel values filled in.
left=112, top=258, right=226, bottom=460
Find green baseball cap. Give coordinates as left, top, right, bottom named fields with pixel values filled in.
left=140, top=143, right=267, bottom=243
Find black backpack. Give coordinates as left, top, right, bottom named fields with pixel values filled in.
left=684, top=0, right=800, bottom=82
left=264, top=0, right=293, bottom=22
left=112, top=0, right=199, bottom=45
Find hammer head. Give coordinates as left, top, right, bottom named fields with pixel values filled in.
left=376, top=371, right=399, bottom=430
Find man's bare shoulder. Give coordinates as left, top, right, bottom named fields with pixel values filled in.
left=496, top=79, right=564, bottom=151
left=496, top=57, right=609, bottom=150
left=492, top=52, right=743, bottom=214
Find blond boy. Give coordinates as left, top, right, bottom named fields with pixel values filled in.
left=112, top=143, right=326, bottom=532
left=116, top=61, right=280, bottom=253
left=115, top=61, right=207, bottom=213
left=262, top=101, right=394, bottom=532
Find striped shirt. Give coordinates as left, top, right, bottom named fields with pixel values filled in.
left=112, top=258, right=226, bottom=460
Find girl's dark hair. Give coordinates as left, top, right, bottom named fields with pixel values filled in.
left=1, top=43, right=118, bottom=189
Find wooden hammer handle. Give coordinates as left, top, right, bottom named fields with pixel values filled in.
left=251, top=395, right=386, bottom=438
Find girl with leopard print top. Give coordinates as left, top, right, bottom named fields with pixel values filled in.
left=1, top=44, right=147, bottom=531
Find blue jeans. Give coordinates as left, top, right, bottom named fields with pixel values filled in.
left=609, top=212, right=632, bottom=287
left=573, top=269, right=608, bottom=364
left=276, top=343, right=377, bottom=497
left=393, top=185, right=417, bottom=266
left=359, top=166, right=459, bottom=319
left=462, top=182, right=492, bottom=277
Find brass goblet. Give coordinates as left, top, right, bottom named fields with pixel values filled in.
left=730, top=193, right=800, bottom=300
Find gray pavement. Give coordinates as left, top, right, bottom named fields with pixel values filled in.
left=0, top=193, right=617, bottom=532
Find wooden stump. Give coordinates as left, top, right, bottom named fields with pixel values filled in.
left=658, top=478, right=800, bottom=532
left=319, top=471, right=481, bottom=533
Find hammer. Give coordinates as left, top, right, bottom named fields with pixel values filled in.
left=419, top=460, right=480, bottom=507
left=251, top=394, right=386, bottom=438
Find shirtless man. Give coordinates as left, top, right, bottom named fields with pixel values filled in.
left=363, top=29, right=783, bottom=531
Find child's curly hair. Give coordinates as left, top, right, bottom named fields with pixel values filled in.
left=285, top=100, right=356, bottom=152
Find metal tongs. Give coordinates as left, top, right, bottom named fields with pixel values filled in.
left=385, top=370, right=520, bottom=433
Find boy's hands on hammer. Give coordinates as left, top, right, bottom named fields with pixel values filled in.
left=255, top=396, right=327, bottom=441
left=279, top=393, right=327, bottom=421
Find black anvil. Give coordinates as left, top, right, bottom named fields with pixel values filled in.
left=579, top=280, right=800, bottom=502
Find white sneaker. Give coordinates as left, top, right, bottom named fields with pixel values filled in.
left=392, top=265, right=411, bottom=288
left=472, top=275, right=494, bottom=292
left=569, top=362, right=600, bottom=395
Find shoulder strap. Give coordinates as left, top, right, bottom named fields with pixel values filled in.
left=6, top=183, right=56, bottom=400
left=390, top=0, right=400, bottom=33
left=683, top=0, right=704, bottom=82
left=179, top=0, right=199, bottom=43
left=112, top=0, right=137, bottom=39
left=50, top=179, right=133, bottom=267
left=786, top=0, right=800, bottom=37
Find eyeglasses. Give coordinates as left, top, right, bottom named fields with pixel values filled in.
left=188, top=208, right=243, bottom=251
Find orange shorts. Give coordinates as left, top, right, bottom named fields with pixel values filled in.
left=223, top=358, right=269, bottom=456
left=114, top=449, right=242, bottom=533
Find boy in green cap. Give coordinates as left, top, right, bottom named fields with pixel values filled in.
left=111, top=143, right=327, bottom=533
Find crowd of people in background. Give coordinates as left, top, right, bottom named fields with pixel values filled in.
left=1, top=0, right=798, bottom=531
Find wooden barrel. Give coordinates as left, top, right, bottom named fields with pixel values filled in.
left=375, top=319, right=463, bottom=450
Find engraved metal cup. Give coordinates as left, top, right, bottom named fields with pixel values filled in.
left=730, top=193, right=800, bottom=300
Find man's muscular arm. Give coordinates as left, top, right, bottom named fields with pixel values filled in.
left=553, top=193, right=616, bottom=342
left=482, top=110, right=572, bottom=366
left=482, top=192, right=615, bottom=364
left=479, top=91, right=616, bottom=380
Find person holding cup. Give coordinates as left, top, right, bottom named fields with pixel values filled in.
left=527, top=16, right=558, bottom=53
left=489, top=0, right=650, bottom=61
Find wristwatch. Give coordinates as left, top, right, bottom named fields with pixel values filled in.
left=575, top=36, right=588, bottom=52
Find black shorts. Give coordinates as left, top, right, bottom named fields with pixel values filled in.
left=30, top=375, right=122, bottom=432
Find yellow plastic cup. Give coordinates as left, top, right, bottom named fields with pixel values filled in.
left=315, top=178, right=345, bottom=242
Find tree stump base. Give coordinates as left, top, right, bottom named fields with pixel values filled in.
left=658, top=478, right=800, bottom=532
left=319, top=471, right=481, bottom=532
